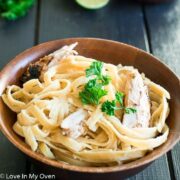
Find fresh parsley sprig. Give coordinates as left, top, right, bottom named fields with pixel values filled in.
left=124, top=107, right=137, bottom=114
left=86, top=61, right=103, bottom=77
left=115, top=92, right=124, bottom=106
left=79, top=79, right=108, bottom=105
left=86, top=61, right=111, bottom=85
left=80, top=61, right=137, bottom=115
left=101, top=100, right=118, bottom=116
left=99, top=75, right=111, bottom=86
left=101, top=92, right=137, bottom=116
left=79, top=61, right=110, bottom=105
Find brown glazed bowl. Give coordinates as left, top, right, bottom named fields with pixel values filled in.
left=0, top=38, right=179, bottom=180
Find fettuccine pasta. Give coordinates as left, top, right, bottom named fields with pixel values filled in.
left=1, top=43, right=170, bottom=166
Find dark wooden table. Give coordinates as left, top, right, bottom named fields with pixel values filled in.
left=0, top=0, right=179, bottom=179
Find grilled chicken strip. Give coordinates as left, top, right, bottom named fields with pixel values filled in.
left=61, top=109, right=88, bottom=139
left=21, top=43, right=78, bottom=83
left=123, top=70, right=151, bottom=128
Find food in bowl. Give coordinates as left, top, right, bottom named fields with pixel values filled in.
left=1, top=43, right=170, bottom=167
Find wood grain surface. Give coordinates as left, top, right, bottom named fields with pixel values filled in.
left=0, top=0, right=179, bottom=179
left=145, top=1, right=180, bottom=179
left=39, top=0, right=147, bottom=50
left=0, top=4, right=37, bottom=175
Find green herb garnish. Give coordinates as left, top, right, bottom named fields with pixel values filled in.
left=80, top=61, right=110, bottom=105
left=79, top=86, right=107, bottom=105
left=86, top=61, right=103, bottom=77
left=99, top=75, right=111, bottom=86
left=86, top=61, right=111, bottom=85
left=80, top=61, right=136, bottom=115
left=79, top=79, right=108, bottom=105
left=101, top=100, right=118, bottom=116
left=124, top=107, right=137, bottom=114
left=101, top=92, right=137, bottom=116
left=115, top=92, right=124, bottom=106
left=0, top=0, right=36, bottom=20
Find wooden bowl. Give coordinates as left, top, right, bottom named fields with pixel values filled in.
left=0, top=38, right=179, bottom=179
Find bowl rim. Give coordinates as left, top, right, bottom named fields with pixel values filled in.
left=0, top=37, right=180, bottom=173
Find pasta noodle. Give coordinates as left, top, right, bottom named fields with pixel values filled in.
left=1, top=43, right=170, bottom=167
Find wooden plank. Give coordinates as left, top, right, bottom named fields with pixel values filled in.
left=37, top=1, right=171, bottom=179
left=0, top=133, right=27, bottom=174
left=128, top=156, right=170, bottom=180
left=39, top=0, right=147, bottom=50
left=145, top=1, right=180, bottom=76
left=0, top=5, right=37, bottom=174
left=145, top=1, right=180, bottom=179
left=171, top=144, right=180, bottom=180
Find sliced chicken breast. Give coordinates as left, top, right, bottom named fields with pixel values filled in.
left=123, top=70, right=151, bottom=128
left=61, top=109, right=88, bottom=139
left=21, top=43, right=78, bottom=83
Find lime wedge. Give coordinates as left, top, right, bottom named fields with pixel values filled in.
left=76, top=0, right=109, bottom=10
